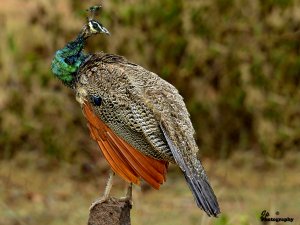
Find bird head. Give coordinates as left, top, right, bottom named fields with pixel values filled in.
left=85, top=19, right=110, bottom=37
left=80, top=5, right=110, bottom=39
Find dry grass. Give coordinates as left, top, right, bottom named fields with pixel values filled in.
left=1, top=151, right=299, bottom=225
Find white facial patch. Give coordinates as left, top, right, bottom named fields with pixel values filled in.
left=88, top=21, right=101, bottom=33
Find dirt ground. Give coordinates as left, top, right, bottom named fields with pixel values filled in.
left=1, top=151, right=299, bottom=225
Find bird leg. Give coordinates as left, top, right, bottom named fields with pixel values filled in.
left=103, top=170, right=115, bottom=199
left=89, top=170, right=115, bottom=211
left=119, top=183, right=133, bottom=205
left=126, top=183, right=132, bottom=200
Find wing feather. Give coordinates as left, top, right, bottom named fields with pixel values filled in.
left=105, top=131, right=164, bottom=188
left=88, top=124, right=140, bottom=184
left=82, top=102, right=168, bottom=189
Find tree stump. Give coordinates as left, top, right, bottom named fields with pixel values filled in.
left=87, top=197, right=132, bottom=225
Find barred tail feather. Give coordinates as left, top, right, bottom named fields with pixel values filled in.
left=160, top=122, right=220, bottom=217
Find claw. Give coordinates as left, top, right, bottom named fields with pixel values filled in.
left=89, top=197, right=109, bottom=211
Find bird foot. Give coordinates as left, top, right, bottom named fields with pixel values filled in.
left=89, top=194, right=132, bottom=211
left=118, top=196, right=133, bottom=206
left=89, top=196, right=109, bottom=211
left=89, top=174, right=133, bottom=211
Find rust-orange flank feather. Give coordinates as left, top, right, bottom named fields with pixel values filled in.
left=82, top=101, right=168, bottom=189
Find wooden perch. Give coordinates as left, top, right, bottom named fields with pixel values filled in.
left=87, top=197, right=132, bottom=225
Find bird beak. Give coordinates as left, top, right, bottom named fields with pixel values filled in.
left=101, top=26, right=110, bottom=35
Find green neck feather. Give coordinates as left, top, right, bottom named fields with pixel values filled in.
left=51, top=34, right=88, bottom=87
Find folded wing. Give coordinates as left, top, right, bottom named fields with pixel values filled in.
left=82, top=101, right=168, bottom=189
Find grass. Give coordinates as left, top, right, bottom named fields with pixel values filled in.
left=1, top=151, right=299, bottom=225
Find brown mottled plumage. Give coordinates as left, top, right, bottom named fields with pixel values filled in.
left=75, top=52, right=220, bottom=216
left=51, top=5, right=219, bottom=217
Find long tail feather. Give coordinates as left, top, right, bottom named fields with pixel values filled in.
left=160, top=122, right=220, bottom=217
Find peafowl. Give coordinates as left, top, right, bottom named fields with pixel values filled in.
left=51, top=6, right=220, bottom=217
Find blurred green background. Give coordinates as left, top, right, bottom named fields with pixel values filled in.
left=0, top=0, right=299, bottom=225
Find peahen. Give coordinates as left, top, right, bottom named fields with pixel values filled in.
left=51, top=6, right=220, bottom=217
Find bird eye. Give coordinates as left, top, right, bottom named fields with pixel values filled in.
left=91, top=21, right=99, bottom=30
left=90, top=95, right=102, bottom=106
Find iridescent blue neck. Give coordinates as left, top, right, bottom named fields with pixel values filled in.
left=51, top=34, right=89, bottom=87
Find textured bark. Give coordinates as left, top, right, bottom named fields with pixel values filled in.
left=87, top=197, right=132, bottom=225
